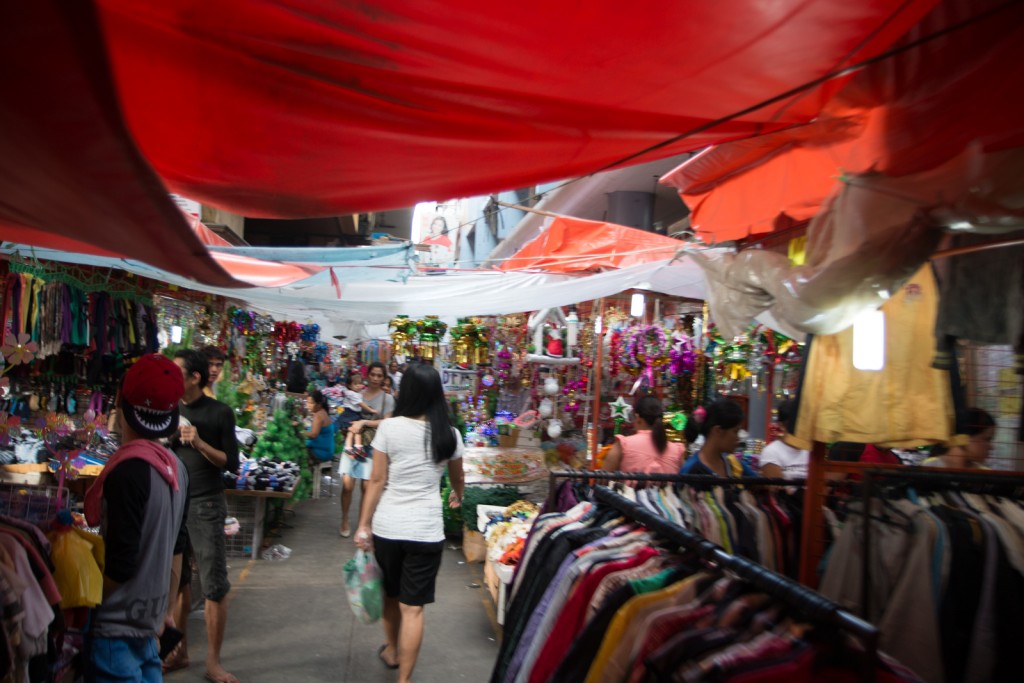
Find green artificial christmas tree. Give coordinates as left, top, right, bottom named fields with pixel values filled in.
left=249, top=408, right=313, bottom=500
left=216, top=363, right=254, bottom=429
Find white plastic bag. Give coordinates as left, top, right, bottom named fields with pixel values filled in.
left=343, top=549, right=383, bottom=624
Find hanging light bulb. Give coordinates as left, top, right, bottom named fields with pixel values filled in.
left=566, top=305, right=579, bottom=347
left=594, top=315, right=603, bottom=334
left=170, top=325, right=183, bottom=344
left=852, top=309, right=885, bottom=371
left=630, top=293, right=645, bottom=318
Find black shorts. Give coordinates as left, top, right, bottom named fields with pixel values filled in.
left=373, top=536, right=445, bottom=606
left=178, top=535, right=193, bottom=591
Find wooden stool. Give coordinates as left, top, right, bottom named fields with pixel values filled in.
left=311, top=458, right=336, bottom=499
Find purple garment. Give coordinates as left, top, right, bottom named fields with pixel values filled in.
left=504, top=552, right=577, bottom=682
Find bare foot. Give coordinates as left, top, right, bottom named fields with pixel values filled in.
left=204, top=665, right=240, bottom=683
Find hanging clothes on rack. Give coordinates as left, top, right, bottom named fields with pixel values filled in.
left=545, top=471, right=805, bottom=577
left=819, top=469, right=1024, bottom=683
left=494, top=485, right=920, bottom=683
left=0, top=513, right=66, bottom=683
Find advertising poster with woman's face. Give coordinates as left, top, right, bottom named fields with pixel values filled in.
left=412, top=201, right=466, bottom=267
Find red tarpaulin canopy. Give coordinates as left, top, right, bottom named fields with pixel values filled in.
left=661, top=0, right=1024, bottom=242
left=1, top=0, right=938, bottom=284
left=499, top=216, right=685, bottom=273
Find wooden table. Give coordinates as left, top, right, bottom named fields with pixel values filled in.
left=225, top=488, right=294, bottom=559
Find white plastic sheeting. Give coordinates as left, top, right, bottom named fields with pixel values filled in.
left=0, top=244, right=718, bottom=328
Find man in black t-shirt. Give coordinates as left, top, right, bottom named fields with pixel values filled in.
left=169, top=349, right=240, bottom=683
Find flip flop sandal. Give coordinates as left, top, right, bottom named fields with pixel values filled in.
left=162, top=658, right=190, bottom=674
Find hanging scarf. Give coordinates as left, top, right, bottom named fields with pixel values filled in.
left=0, top=273, right=19, bottom=338
left=84, top=439, right=180, bottom=526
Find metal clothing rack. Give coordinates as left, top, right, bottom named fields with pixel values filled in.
left=594, top=485, right=879, bottom=683
left=547, top=468, right=803, bottom=509
left=859, top=468, right=1024, bottom=620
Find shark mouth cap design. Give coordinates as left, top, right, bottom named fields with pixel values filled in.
left=128, top=405, right=176, bottom=436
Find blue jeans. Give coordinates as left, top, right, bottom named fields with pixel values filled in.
left=88, top=636, right=161, bottom=682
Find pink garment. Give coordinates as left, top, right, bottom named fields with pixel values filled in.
left=0, top=536, right=52, bottom=652
left=614, top=432, right=684, bottom=474
left=85, top=439, right=180, bottom=526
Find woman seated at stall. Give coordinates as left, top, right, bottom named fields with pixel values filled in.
left=759, top=398, right=809, bottom=480
left=922, top=407, right=995, bottom=469
left=679, top=398, right=758, bottom=477
left=302, top=390, right=336, bottom=464
left=603, top=396, right=684, bottom=474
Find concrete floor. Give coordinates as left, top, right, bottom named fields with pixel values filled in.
left=166, top=483, right=500, bottom=682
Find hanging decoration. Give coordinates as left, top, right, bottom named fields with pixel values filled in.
left=669, top=331, right=696, bottom=376
left=450, top=318, right=490, bottom=365
left=33, top=412, right=91, bottom=508
left=494, top=346, right=515, bottom=386
left=416, top=316, right=448, bottom=360
left=616, top=324, right=670, bottom=388
left=609, top=395, right=632, bottom=435
left=1, top=333, right=39, bottom=367
left=703, top=322, right=803, bottom=394
left=388, top=315, right=418, bottom=357
left=663, top=412, right=689, bottom=443
left=561, top=376, right=587, bottom=414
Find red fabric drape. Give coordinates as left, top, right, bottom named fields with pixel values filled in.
left=1, top=0, right=940, bottom=280
left=661, top=0, right=1024, bottom=242
left=0, top=1, right=237, bottom=287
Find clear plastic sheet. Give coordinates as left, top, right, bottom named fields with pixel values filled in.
left=693, top=147, right=1024, bottom=338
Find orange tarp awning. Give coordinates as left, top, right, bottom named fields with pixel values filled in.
left=499, top=216, right=682, bottom=273
left=660, top=0, right=1024, bottom=243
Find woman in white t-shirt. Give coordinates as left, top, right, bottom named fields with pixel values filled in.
left=759, top=398, right=809, bottom=480
left=355, top=363, right=464, bottom=681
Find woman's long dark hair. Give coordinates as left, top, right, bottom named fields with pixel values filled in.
left=635, top=396, right=668, bottom=454
left=393, top=363, right=458, bottom=463
left=684, top=398, right=745, bottom=443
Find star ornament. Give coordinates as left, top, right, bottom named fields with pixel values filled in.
left=609, top=396, right=632, bottom=421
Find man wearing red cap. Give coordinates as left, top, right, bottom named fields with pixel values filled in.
left=84, top=354, right=190, bottom=682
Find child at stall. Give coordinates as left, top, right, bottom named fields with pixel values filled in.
left=336, top=372, right=376, bottom=428
left=337, top=372, right=377, bottom=459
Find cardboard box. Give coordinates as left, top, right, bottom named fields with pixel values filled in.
left=484, top=558, right=500, bottom=604
left=463, top=530, right=486, bottom=563
left=498, top=435, right=517, bottom=448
